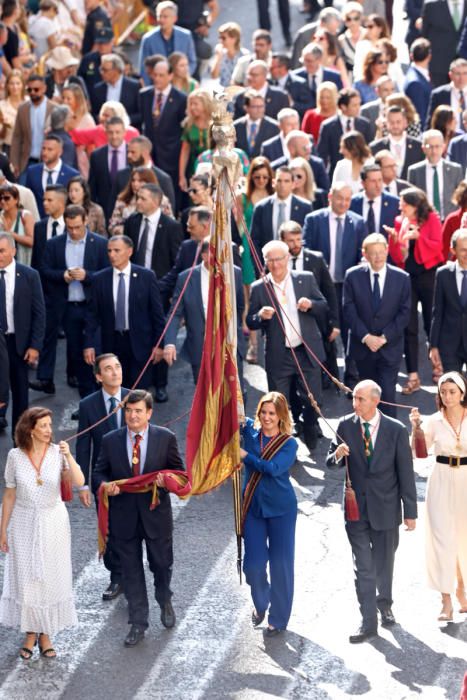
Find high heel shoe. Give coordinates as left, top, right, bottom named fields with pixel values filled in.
left=438, top=606, right=453, bottom=621
left=456, top=587, right=467, bottom=613
left=19, top=632, right=37, bottom=660
left=38, top=633, right=56, bottom=659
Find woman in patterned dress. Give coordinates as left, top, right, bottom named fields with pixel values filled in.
left=0, top=407, right=84, bottom=659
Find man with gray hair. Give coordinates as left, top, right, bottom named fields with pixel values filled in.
left=90, top=53, right=141, bottom=127
left=293, top=42, right=343, bottom=110
left=49, top=105, right=77, bottom=169
left=261, top=107, right=300, bottom=163
left=233, top=60, right=289, bottom=121
left=326, top=379, right=417, bottom=643
left=291, top=7, right=342, bottom=69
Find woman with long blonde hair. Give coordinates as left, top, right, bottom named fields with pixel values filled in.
left=179, top=89, right=214, bottom=193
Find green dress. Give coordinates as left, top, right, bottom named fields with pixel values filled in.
left=181, top=124, right=210, bottom=178
left=241, top=195, right=256, bottom=285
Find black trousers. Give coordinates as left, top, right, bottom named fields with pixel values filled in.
left=439, top=342, right=467, bottom=373
left=0, top=332, right=9, bottom=406
left=0, top=335, right=28, bottom=435
left=257, top=0, right=290, bottom=36
left=63, top=302, right=96, bottom=398
left=114, top=502, right=174, bottom=628
left=112, top=331, right=151, bottom=390
left=404, top=269, right=436, bottom=374
left=355, top=355, right=400, bottom=419
left=345, top=518, right=399, bottom=627
left=268, top=345, right=321, bottom=425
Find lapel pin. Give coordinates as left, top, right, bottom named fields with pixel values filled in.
left=132, top=272, right=137, bottom=277
left=384, top=201, right=388, bottom=206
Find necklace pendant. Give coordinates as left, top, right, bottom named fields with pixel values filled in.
left=132, top=456, right=139, bottom=465
left=36, top=477, right=43, bottom=486
left=365, top=448, right=371, bottom=457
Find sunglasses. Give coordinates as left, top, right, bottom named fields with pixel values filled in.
left=0, top=195, right=13, bottom=201
left=346, top=15, right=361, bottom=21
left=252, top=173, right=270, bottom=180
left=27, top=86, right=42, bottom=93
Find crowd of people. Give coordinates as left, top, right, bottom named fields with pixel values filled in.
left=0, top=0, right=464, bottom=685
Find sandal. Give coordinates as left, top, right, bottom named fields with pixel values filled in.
left=246, top=344, right=258, bottom=364
left=19, top=632, right=37, bottom=660
left=401, top=376, right=421, bottom=395
left=38, top=633, right=56, bottom=659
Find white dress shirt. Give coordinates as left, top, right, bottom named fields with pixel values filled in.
left=139, top=209, right=161, bottom=270
left=41, top=158, right=63, bottom=191
left=389, top=135, right=406, bottom=177
left=268, top=272, right=302, bottom=347
left=455, top=260, right=467, bottom=294
left=200, top=262, right=209, bottom=317
left=46, top=215, right=65, bottom=239
left=272, top=194, right=292, bottom=238
left=112, top=262, right=131, bottom=330
left=102, top=388, right=123, bottom=428
left=106, top=75, right=123, bottom=102
left=257, top=83, right=268, bottom=99
left=363, top=194, right=382, bottom=232
left=425, top=159, right=445, bottom=218
left=359, top=410, right=382, bottom=447
left=288, top=249, right=304, bottom=272
left=279, top=131, right=290, bottom=160
left=369, top=263, right=387, bottom=295
left=0, top=259, right=15, bottom=334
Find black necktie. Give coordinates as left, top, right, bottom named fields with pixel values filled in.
left=46, top=169, right=53, bottom=185
left=108, top=395, right=119, bottom=430
left=367, top=200, right=376, bottom=233
left=372, top=272, right=381, bottom=312
left=51, top=220, right=58, bottom=237
left=461, top=270, right=467, bottom=307
left=135, top=217, right=150, bottom=266
left=0, top=270, right=7, bottom=333
left=291, top=256, right=297, bottom=270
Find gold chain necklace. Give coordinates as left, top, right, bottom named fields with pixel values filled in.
left=444, top=408, right=465, bottom=453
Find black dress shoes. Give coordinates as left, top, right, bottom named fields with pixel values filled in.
left=349, top=624, right=378, bottom=644
left=29, top=379, right=55, bottom=394
left=303, top=424, right=318, bottom=452
left=124, top=625, right=145, bottom=647
left=380, top=608, right=396, bottom=627
left=251, top=610, right=265, bottom=627
left=102, top=582, right=123, bottom=601
left=71, top=409, right=80, bottom=421
left=155, top=388, right=168, bottom=403
left=67, top=375, right=79, bottom=388
left=160, top=601, right=176, bottom=628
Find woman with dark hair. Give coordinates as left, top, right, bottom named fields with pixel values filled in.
left=314, top=29, right=350, bottom=87
left=180, top=173, right=214, bottom=236
left=410, top=372, right=467, bottom=621
left=108, top=167, right=173, bottom=236
left=353, top=48, right=390, bottom=104
left=0, top=407, right=84, bottom=659
left=240, top=392, right=298, bottom=637
left=431, top=105, right=459, bottom=156
left=385, top=187, right=444, bottom=394
left=66, top=176, right=106, bottom=236
left=441, top=181, right=467, bottom=261
left=0, top=184, right=34, bottom=266
left=353, top=13, right=390, bottom=81
left=332, top=130, right=373, bottom=193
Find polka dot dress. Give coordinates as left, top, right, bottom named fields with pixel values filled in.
left=0, top=445, right=78, bottom=635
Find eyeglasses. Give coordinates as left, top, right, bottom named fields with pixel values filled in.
left=265, top=255, right=287, bottom=264
left=0, top=195, right=13, bottom=201
left=345, top=14, right=361, bottom=21
left=252, top=173, right=270, bottom=180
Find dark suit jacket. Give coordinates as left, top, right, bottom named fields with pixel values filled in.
left=447, top=133, right=467, bottom=172
left=302, top=209, right=366, bottom=276
left=10, top=263, right=46, bottom=356
left=40, top=231, right=109, bottom=316
left=250, top=195, right=313, bottom=257
left=370, top=136, right=424, bottom=180
left=89, top=145, right=128, bottom=222
left=140, top=85, right=187, bottom=177
left=48, top=129, right=78, bottom=170
left=233, top=86, right=290, bottom=121
left=90, top=77, right=141, bottom=128
left=0, top=151, right=16, bottom=183
left=426, top=84, right=452, bottom=128
left=317, top=115, right=372, bottom=177
left=430, top=261, right=467, bottom=356
left=326, top=412, right=417, bottom=529
left=349, top=192, right=401, bottom=235
left=247, top=271, right=328, bottom=375
left=403, top=64, right=432, bottom=127
left=125, top=211, right=183, bottom=280
left=85, top=264, right=166, bottom=362
left=92, top=424, right=184, bottom=540
left=76, top=387, right=130, bottom=484
left=24, top=161, right=80, bottom=218
left=458, top=14, right=467, bottom=57
left=0, top=333, right=8, bottom=405
left=165, top=264, right=245, bottom=368
left=301, top=247, right=339, bottom=329
left=31, top=217, right=48, bottom=272
left=343, top=263, right=411, bottom=363
left=422, top=0, right=466, bottom=85
left=271, top=72, right=311, bottom=118
left=233, top=116, right=279, bottom=159
left=292, top=68, right=343, bottom=111
left=260, top=133, right=284, bottom=162
left=113, top=165, right=176, bottom=213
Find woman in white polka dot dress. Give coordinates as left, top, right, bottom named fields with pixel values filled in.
left=0, top=407, right=84, bottom=659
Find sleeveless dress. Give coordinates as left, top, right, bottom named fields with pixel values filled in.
left=0, top=211, right=32, bottom=266
left=0, top=445, right=78, bottom=635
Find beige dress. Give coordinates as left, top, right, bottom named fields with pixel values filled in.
left=422, top=411, right=467, bottom=593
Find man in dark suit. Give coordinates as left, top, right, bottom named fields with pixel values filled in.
left=290, top=6, right=341, bottom=68
left=0, top=233, right=46, bottom=435
left=326, top=379, right=417, bottom=642
left=269, top=53, right=312, bottom=118
left=84, top=235, right=166, bottom=391
left=247, top=239, right=328, bottom=451
left=425, top=58, right=467, bottom=128
left=30, top=205, right=109, bottom=399
left=292, top=42, right=343, bottom=112
left=0, top=333, right=9, bottom=427
left=374, top=150, right=411, bottom=197
left=343, top=233, right=412, bottom=415
left=250, top=166, right=312, bottom=259
left=260, top=107, right=300, bottom=163
left=90, top=53, right=141, bottom=127
left=403, top=38, right=433, bottom=127
left=112, top=136, right=176, bottom=214
left=31, top=185, right=67, bottom=271
left=360, top=76, right=394, bottom=142
left=89, top=116, right=128, bottom=223
left=76, top=352, right=129, bottom=600
left=430, top=229, right=467, bottom=371
left=422, top=0, right=466, bottom=86
left=92, top=389, right=185, bottom=646
left=350, top=164, right=401, bottom=236
left=447, top=110, right=467, bottom=169
left=23, top=135, right=79, bottom=218
left=139, top=58, right=187, bottom=190
left=233, top=90, right=279, bottom=159
left=233, top=60, right=290, bottom=121
left=317, top=88, right=372, bottom=177
left=370, top=106, right=424, bottom=180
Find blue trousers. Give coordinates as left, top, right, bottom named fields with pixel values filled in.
left=243, top=508, right=297, bottom=630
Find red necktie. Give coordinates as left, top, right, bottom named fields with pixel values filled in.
left=132, top=434, right=143, bottom=477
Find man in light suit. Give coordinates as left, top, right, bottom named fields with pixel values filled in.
left=350, top=164, right=400, bottom=236
left=343, top=234, right=412, bottom=415
left=422, top=0, right=466, bottom=86
left=426, top=58, right=467, bottom=129
left=233, top=60, right=290, bottom=121
left=260, top=107, right=300, bottom=163
left=373, top=151, right=411, bottom=197
left=326, top=379, right=417, bottom=643
left=370, top=106, right=424, bottom=181
left=403, top=38, right=433, bottom=127
left=250, top=166, right=312, bottom=261
left=92, top=389, right=185, bottom=646
left=76, top=353, right=129, bottom=600
left=23, top=135, right=79, bottom=219
left=408, top=129, right=463, bottom=221
left=139, top=1, right=197, bottom=84
left=360, top=76, right=395, bottom=142
left=233, top=90, right=279, bottom=160
left=292, top=42, right=343, bottom=112
left=247, top=240, right=328, bottom=451
left=90, top=53, right=141, bottom=128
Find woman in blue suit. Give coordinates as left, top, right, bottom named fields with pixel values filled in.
left=240, top=392, right=298, bottom=637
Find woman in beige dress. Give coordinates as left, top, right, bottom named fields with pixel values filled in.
left=0, top=70, right=26, bottom=156
left=410, top=372, right=467, bottom=621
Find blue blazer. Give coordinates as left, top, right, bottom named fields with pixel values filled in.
left=139, top=26, right=197, bottom=84
left=280, top=72, right=312, bottom=118
left=292, top=68, right=343, bottom=110
left=89, top=144, right=127, bottom=222
left=349, top=192, right=400, bottom=235
left=139, top=85, right=187, bottom=177
left=242, top=418, right=298, bottom=518
left=403, top=64, right=432, bottom=127
left=76, top=387, right=130, bottom=484
left=24, top=162, right=79, bottom=218
left=90, top=76, right=141, bottom=127
left=302, top=209, right=366, bottom=276
left=260, top=134, right=284, bottom=162
left=233, top=116, right=279, bottom=159
left=269, top=153, right=330, bottom=193
left=343, top=263, right=411, bottom=363
left=447, top=133, right=467, bottom=171
left=85, top=264, right=165, bottom=363
left=11, top=263, right=45, bottom=356
left=426, top=84, right=452, bottom=128
left=251, top=195, right=313, bottom=258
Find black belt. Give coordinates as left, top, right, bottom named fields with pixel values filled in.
left=67, top=300, right=86, bottom=306
left=436, top=456, right=467, bottom=467
left=114, top=330, right=129, bottom=335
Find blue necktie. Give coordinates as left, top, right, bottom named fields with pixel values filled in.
left=248, top=122, right=257, bottom=152
left=461, top=270, right=467, bottom=307
left=334, top=217, right=344, bottom=282
left=108, top=395, right=119, bottom=430
left=115, top=272, right=126, bottom=331
left=372, top=272, right=381, bottom=312
left=0, top=270, right=7, bottom=333
left=46, top=169, right=53, bottom=185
